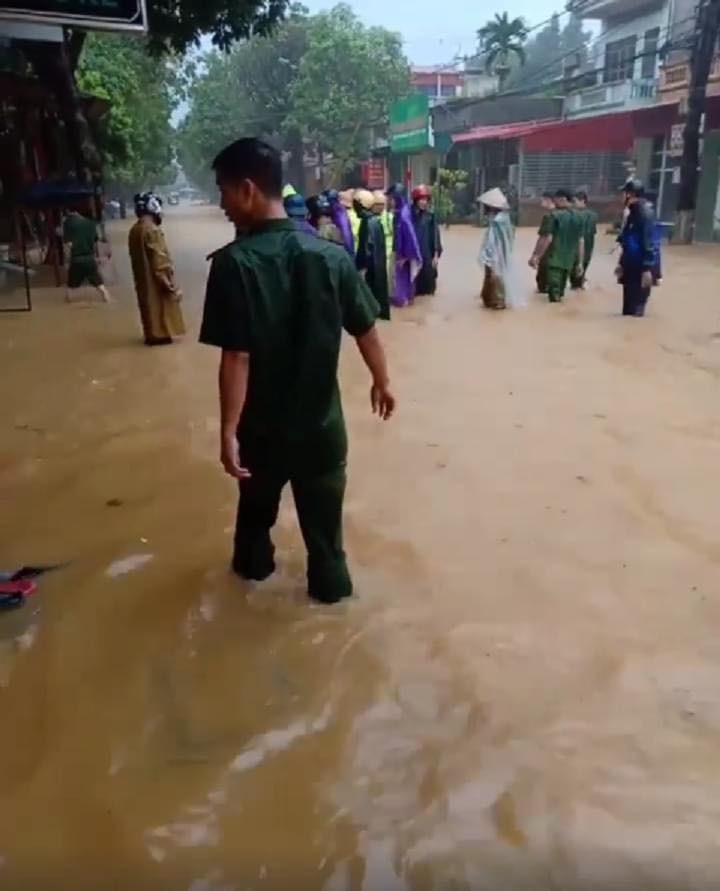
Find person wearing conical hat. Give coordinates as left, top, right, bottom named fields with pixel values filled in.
left=411, top=184, right=442, bottom=297
left=354, top=188, right=390, bottom=320
left=477, top=187, right=517, bottom=310
left=282, top=184, right=297, bottom=199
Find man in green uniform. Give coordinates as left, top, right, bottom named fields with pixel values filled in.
left=62, top=206, right=110, bottom=302
left=534, top=192, right=555, bottom=294
left=570, top=190, right=598, bottom=289
left=200, top=138, right=395, bottom=605
left=529, top=189, right=584, bottom=303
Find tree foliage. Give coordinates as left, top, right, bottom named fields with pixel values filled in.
left=477, top=13, right=529, bottom=89
left=287, top=5, right=409, bottom=174
left=144, top=0, right=289, bottom=55
left=503, top=12, right=592, bottom=91
left=77, top=35, right=178, bottom=191
left=19, top=0, right=289, bottom=184
left=177, top=4, right=409, bottom=189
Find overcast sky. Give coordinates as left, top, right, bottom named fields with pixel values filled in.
left=301, top=0, right=567, bottom=65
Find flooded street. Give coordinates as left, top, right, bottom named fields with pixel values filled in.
left=2, top=205, right=720, bottom=889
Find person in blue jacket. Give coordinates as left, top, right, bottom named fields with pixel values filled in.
left=616, top=178, right=655, bottom=317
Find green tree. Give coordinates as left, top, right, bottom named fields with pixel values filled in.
left=77, top=35, right=178, bottom=193
left=288, top=5, right=409, bottom=177
left=477, top=12, right=528, bottom=90
left=20, top=0, right=290, bottom=184
left=177, top=4, right=409, bottom=188
left=432, top=168, right=469, bottom=225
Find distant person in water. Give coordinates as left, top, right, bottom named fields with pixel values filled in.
left=284, top=192, right=317, bottom=236
left=62, top=205, right=111, bottom=303
left=616, top=178, right=655, bottom=317
left=355, top=188, right=390, bottom=320
left=128, top=191, right=185, bottom=346
left=570, top=190, right=598, bottom=289
left=534, top=191, right=555, bottom=294
left=324, top=189, right=355, bottom=255
left=411, top=185, right=442, bottom=296
left=478, top=188, right=516, bottom=310
left=308, top=194, right=343, bottom=245
left=388, top=183, right=421, bottom=307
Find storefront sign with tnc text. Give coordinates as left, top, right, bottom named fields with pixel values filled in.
left=0, top=0, right=146, bottom=32
left=390, top=93, right=431, bottom=154
left=669, top=123, right=684, bottom=157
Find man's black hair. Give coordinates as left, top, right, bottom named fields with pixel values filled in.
left=212, top=138, right=282, bottom=197
left=554, top=188, right=573, bottom=201
left=541, top=190, right=554, bottom=199
left=575, top=190, right=588, bottom=203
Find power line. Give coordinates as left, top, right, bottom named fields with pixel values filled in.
left=501, top=11, right=697, bottom=97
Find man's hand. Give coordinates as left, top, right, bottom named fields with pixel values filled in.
left=371, top=381, right=395, bottom=420
left=220, top=432, right=251, bottom=480
left=528, top=255, right=539, bottom=269
left=641, top=270, right=653, bottom=290
left=432, top=256, right=439, bottom=269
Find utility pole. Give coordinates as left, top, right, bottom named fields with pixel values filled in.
left=675, top=0, right=720, bottom=242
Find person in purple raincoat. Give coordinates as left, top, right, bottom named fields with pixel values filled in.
left=324, top=189, right=355, bottom=255
left=388, top=183, right=422, bottom=307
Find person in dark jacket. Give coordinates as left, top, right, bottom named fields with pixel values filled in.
left=354, top=188, right=390, bottom=320
left=411, top=184, right=442, bottom=296
left=284, top=192, right=318, bottom=236
left=616, top=178, right=655, bottom=317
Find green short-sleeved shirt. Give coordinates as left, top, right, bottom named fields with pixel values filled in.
left=546, top=208, right=583, bottom=271
left=200, top=219, right=379, bottom=462
left=63, top=214, right=98, bottom=260
left=578, top=207, right=598, bottom=260
left=538, top=212, right=554, bottom=238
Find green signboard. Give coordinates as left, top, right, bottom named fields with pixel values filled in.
left=390, top=93, right=431, bottom=154
left=0, top=0, right=146, bottom=31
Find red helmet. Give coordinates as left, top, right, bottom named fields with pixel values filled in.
left=412, top=184, right=432, bottom=201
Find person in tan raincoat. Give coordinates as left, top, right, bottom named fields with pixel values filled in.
left=128, top=192, right=186, bottom=346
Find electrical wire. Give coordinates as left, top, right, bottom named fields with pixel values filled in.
left=499, top=11, right=697, bottom=97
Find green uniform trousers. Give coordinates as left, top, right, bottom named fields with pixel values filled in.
left=546, top=265, right=569, bottom=302
left=232, top=433, right=352, bottom=603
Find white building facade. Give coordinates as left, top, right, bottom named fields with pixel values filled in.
left=564, top=0, right=672, bottom=118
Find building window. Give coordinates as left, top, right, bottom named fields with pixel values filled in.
left=440, top=83, right=456, bottom=97
left=414, top=84, right=436, bottom=98
left=641, top=27, right=660, bottom=80
left=604, top=36, right=637, bottom=83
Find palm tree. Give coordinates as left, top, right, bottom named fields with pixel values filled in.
left=477, top=13, right=528, bottom=90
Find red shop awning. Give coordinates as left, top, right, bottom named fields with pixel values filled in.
left=451, top=119, right=558, bottom=145
left=450, top=102, right=680, bottom=153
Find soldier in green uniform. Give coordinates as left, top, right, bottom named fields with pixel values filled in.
left=200, top=138, right=395, bottom=605
left=62, top=207, right=110, bottom=303
left=534, top=192, right=555, bottom=294
left=570, top=190, right=598, bottom=289
left=529, top=189, right=584, bottom=303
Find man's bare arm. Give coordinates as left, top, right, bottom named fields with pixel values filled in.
left=355, top=325, right=395, bottom=420
left=219, top=350, right=251, bottom=478
left=529, top=235, right=552, bottom=267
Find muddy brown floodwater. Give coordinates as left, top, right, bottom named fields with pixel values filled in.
left=1, top=205, right=720, bottom=890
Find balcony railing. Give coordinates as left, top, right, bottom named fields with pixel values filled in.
left=567, top=0, right=665, bottom=20
left=659, top=57, right=720, bottom=93
left=565, top=78, right=657, bottom=115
